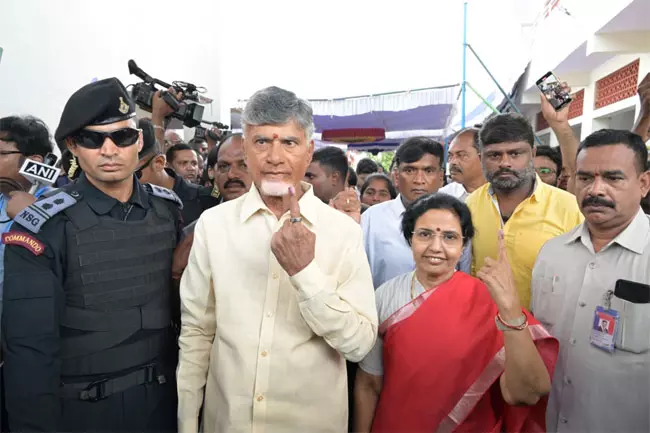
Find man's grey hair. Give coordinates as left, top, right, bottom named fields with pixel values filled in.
left=241, top=86, right=314, bottom=140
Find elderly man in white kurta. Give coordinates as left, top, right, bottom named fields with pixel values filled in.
left=177, top=86, right=378, bottom=433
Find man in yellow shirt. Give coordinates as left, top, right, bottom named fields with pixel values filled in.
left=466, top=114, right=583, bottom=308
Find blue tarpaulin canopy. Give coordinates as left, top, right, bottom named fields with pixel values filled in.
left=310, top=85, right=459, bottom=150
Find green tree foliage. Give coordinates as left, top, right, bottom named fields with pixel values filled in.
left=368, top=151, right=395, bottom=172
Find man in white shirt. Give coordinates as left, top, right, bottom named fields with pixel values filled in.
left=439, top=126, right=486, bottom=201
left=177, top=86, right=378, bottom=433
left=361, top=137, right=464, bottom=288
left=531, top=129, right=650, bottom=432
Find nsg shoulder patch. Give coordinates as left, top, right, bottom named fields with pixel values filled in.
left=13, top=190, right=77, bottom=233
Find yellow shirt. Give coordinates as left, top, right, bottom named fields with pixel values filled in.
left=466, top=176, right=583, bottom=308
left=177, top=182, right=378, bottom=433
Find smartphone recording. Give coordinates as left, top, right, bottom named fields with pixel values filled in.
left=536, top=71, right=572, bottom=111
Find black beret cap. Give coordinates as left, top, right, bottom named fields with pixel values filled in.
left=55, top=77, right=136, bottom=147
left=138, top=118, right=157, bottom=159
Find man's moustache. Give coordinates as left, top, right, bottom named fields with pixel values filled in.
left=582, top=196, right=615, bottom=208
left=449, top=165, right=462, bottom=174
left=494, top=169, right=520, bottom=178
left=224, top=179, right=246, bottom=189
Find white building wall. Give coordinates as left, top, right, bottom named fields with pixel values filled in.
left=0, top=0, right=224, bottom=144
left=525, top=0, right=637, bottom=91
left=532, top=52, right=650, bottom=145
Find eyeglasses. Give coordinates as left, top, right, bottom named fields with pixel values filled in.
left=412, top=228, right=463, bottom=246
left=536, top=167, right=556, bottom=175
left=73, top=128, right=140, bottom=149
left=135, top=154, right=157, bottom=179
left=0, top=150, right=22, bottom=157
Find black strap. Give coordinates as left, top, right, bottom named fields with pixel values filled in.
left=60, top=364, right=167, bottom=402
left=61, top=306, right=171, bottom=332
left=63, top=201, right=100, bottom=231
left=150, top=197, right=176, bottom=223
left=61, top=328, right=138, bottom=359
left=61, top=331, right=170, bottom=376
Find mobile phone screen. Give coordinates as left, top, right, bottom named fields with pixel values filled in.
left=536, top=71, right=572, bottom=111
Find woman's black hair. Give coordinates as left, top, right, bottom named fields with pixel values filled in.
left=0, top=115, right=52, bottom=157
left=360, top=173, right=397, bottom=199
left=401, top=192, right=475, bottom=246
left=347, top=167, right=358, bottom=187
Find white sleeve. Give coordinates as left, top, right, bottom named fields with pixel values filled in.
left=358, top=334, right=384, bottom=376
left=177, top=216, right=216, bottom=433
left=290, top=225, right=378, bottom=362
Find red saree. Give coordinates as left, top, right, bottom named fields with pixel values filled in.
left=371, top=272, right=558, bottom=433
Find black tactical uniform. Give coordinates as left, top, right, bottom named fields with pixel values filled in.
left=165, top=167, right=220, bottom=224
left=1, top=78, right=182, bottom=432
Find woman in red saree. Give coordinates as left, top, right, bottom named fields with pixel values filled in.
left=354, top=193, right=558, bottom=433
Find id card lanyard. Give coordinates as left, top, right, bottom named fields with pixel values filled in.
left=590, top=290, right=620, bottom=353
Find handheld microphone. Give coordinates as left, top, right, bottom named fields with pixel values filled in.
left=19, top=153, right=60, bottom=195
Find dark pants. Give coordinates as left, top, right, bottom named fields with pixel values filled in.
left=58, top=367, right=177, bottom=433
left=347, top=361, right=357, bottom=433
left=1, top=365, right=7, bottom=433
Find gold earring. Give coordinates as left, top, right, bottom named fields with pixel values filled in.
left=68, top=156, right=79, bottom=178
left=211, top=184, right=220, bottom=198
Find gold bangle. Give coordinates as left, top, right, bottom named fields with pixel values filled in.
left=495, top=310, right=528, bottom=331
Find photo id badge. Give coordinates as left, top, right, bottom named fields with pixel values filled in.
left=590, top=306, right=620, bottom=353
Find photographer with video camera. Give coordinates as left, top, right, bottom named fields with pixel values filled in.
left=205, top=127, right=223, bottom=152
left=195, top=123, right=228, bottom=154
left=129, top=59, right=210, bottom=142
left=150, top=86, right=183, bottom=151
left=137, top=116, right=219, bottom=225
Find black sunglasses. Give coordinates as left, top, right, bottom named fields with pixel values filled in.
left=74, top=128, right=140, bottom=149
left=135, top=154, right=157, bottom=179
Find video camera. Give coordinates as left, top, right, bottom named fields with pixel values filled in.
left=128, top=59, right=212, bottom=128
left=194, top=120, right=230, bottom=142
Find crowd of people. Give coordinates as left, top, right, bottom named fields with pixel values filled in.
left=0, top=71, right=649, bottom=433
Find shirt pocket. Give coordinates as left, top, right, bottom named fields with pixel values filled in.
left=532, top=275, right=564, bottom=330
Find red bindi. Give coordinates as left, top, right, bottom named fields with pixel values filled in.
left=272, top=133, right=279, bottom=140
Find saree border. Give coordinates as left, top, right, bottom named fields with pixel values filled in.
left=378, top=278, right=438, bottom=337
left=435, top=324, right=553, bottom=433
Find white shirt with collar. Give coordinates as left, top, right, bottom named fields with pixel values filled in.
left=361, top=196, right=412, bottom=289
left=531, top=208, right=650, bottom=433
left=177, top=182, right=378, bottom=433
left=438, top=182, right=469, bottom=201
